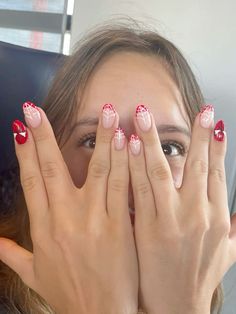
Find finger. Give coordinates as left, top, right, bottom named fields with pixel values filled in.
left=208, top=120, right=229, bottom=221
left=22, top=102, right=75, bottom=210
left=107, top=128, right=130, bottom=222
left=0, top=238, right=34, bottom=287
left=181, top=105, right=214, bottom=203
left=12, top=120, right=48, bottom=231
left=128, top=134, right=156, bottom=224
left=84, top=104, right=118, bottom=215
left=229, top=213, right=236, bottom=262
left=134, top=105, right=175, bottom=215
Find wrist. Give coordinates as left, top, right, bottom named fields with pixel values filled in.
left=146, top=300, right=211, bottom=314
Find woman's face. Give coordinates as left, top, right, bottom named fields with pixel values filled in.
left=61, top=51, right=191, bottom=208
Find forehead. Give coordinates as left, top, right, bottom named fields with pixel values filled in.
left=78, top=51, right=190, bottom=127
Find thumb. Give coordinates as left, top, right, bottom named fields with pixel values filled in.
left=0, top=237, right=34, bottom=287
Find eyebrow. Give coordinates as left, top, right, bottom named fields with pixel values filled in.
left=70, top=117, right=191, bottom=138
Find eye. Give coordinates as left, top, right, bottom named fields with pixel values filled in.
left=83, top=137, right=96, bottom=149
left=161, top=141, right=185, bottom=157
left=77, top=133, right=96, bottom=149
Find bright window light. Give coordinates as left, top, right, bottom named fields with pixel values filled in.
left=63, top=32, right=71, bottom=55
left=67, top=0, right=74, bottom=15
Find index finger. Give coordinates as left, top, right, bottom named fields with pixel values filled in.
left=134, top=105, right=175, bottom=211
left=12, top=119, right=48, bottom=231
left=84, top=104, right=119, bottom=215
left=23, top=101, right=75, bottom=210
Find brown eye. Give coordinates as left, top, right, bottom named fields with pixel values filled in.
left=77, top=133, right=97, bottom=149
left=161, top=141, right=185, bottom=157
left=82, top=136, right=96, bottom=149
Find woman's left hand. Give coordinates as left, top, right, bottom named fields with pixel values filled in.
left=128, top=104, right=236, bottom=314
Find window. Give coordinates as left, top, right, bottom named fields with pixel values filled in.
left=0, top=0, right=74, bottom=54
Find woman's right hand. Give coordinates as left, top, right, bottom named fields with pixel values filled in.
left=0, top=102, right=138, bottom=314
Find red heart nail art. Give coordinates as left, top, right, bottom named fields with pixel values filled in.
left=12, top=120, right=28, bottom=144
left=214, top=120, right=225, bottom=142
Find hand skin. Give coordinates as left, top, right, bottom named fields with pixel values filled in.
left=1, top=103, right=236, bottom=314
left=128, top=106, right=236, bottom=314
left=0, top=104, right=138, bottom=314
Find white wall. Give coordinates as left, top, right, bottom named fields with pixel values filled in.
left=70, top=0, right=236, bottom=210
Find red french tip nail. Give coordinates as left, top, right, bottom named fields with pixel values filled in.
left=12, top=119, right=28, bottom=144
left=136, top=104, right=149, bottom=115
left=22, top=101, right=37, bottom=109
left=214, top=120, right=225, bottom=142
left=200, top=104, right=214, bottom=113
left=102, top=103, right=115, bottom=112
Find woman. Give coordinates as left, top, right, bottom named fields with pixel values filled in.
left=0, top=18, right=235, bottom=313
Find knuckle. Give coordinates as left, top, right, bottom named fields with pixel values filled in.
left=52, top=223, right=74, bottom=247
left=21, top=174, right=38, bottom=192
left=190, top=159, right=208, bottom=174
left=194, top=218, right=210, bottom=235
left=184, top=212, right=209, bottom=235
left=213, top=149, right=225, bottom=158
left=109, top=178, right=126, bottom=192
left=41, top=161, right=59, bottom=179
left=211, top=220, right=230, bottom=237
left=148, top=163, right=170, bottom=181
left=134, top=181, right=151, bottom=196
left=112, top=157, right=127, bottom=169
left=98, top=133, right=112, bottom=144
left=209, top=167, right=225, bottom=183
left=129, top=159, right=144, bottom=173
left=89, top=160, right=110, bottom=178
left=198, top=134, right=210, bottom=143
left=34, top=132, right=49, bottom=143
left=144, top=136, right=158, bottom=147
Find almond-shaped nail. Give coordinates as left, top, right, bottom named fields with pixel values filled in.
left=200, top=104, right=214, bottom=128
left=129, top=134, right=141, bottom=155
left=114, top=127, right=125, bottom=150
left=214, top=120, right=225, bottom=142
left=12, top=120, right=28, bottom=144
left=23, top=101, right=41, bottom=128
left=102, top=103, right=116, bottom=128
left=136, top=104, right=151, bottom=132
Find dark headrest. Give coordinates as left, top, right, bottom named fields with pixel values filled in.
left=0, top=41, right=66, bottom=173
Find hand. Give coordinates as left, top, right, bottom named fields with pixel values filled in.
left=128, top=105, right=236, bottom=314
left=0, top=102, right=138, bottom=314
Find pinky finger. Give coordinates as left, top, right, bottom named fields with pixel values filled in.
left=208, top=120, right=229, bottom=216
left=0, top=238, right=34, bottom=286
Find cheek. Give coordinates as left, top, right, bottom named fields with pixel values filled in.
left=63, top=150, right=92, bottom=188
left=168, top=160, right=186, bottom=189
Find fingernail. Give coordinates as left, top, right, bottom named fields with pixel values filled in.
left=23, top=101, right=41, bottom=128
left=214, top=120, right=225, bottom=142
left=114, top=127, right=125, bottom=150
left=136, top=104, right=151, bottom=131
left=129, top=134, right=141, bottom=155
left=12, top=120, right=28, bottom=144
left=200, top=104, right=214, bottom=128
left=102, top=104, right=116, bottom=128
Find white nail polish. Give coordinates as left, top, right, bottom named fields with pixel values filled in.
left=200, top=105, right=214, bottom=128
left=114, top=127, right=125, bottom=150
left=23, top=101, right=41, bottom=128
left=129, top=134, right=141, bottom=155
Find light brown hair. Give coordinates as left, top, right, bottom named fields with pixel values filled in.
left=0, top=17, right=223, bottom=313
